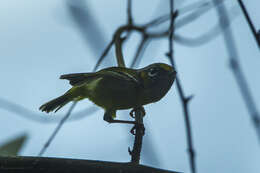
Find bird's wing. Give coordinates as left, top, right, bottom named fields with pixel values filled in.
left=60, top=73, right=98, bottom=86
left=60, top=67, right=141, bottom=87
left=98, top=67, right=141, bottom=86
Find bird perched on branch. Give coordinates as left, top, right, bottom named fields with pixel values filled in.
left=39, top=63, right=176, bottom=124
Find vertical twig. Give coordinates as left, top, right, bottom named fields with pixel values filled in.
left=237, top=0, right=260, bottom=49
left=114, top=1, right=145, bottom=164
left=167, top=1, right=196, bottom=173
left=127, top=0, right=133, bottom=25
left=129, top=108, right=145, bottom=164
left=213, top=0, right=260, bottom=143
left=168, top=0, right=175, bottom=66
left=115, top=34, right=144, bottom=163
left=114, top=27, right=128, bottom=67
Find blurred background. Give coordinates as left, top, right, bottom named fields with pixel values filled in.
left=0, top=0, right=260, bottom=172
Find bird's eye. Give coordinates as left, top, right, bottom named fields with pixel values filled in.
left=148, top=68, right=158, bottom=77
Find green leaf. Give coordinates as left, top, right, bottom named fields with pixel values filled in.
left=0, top=134, right=28, bottom=156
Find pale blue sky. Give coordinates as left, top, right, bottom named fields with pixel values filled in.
left=0, top=0, right=260, bottom=173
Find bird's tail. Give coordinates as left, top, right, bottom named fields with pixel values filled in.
left=39, top=93, right=72, bottom=113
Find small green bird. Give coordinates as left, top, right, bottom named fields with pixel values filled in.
left=39, top=63, right=176, bottom=123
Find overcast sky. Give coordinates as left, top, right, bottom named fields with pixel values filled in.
left=0, top=0, right=260, bottom=172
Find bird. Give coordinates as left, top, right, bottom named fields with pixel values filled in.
left=39, top=63, right=176, bottom=124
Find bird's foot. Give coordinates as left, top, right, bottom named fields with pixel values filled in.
left=130, top=106, right=145, bottom=118
left=130, top=123, right=145, bottom=135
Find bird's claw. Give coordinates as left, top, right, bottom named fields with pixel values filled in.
left=130, top=109, right=135, bottom=118
left=130, top=123, right=145, bottom=136
left=130, top=125, right=136, bottom=135
left=130, top=107, right=146, bottom=118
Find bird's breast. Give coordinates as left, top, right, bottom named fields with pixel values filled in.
left=86, top=77, right=141, bottom=110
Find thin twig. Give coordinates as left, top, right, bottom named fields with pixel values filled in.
left=237, top=0, right=260, bottom=49
left=38, top=102, right=77, bottom=156
left=115, top=36, right=126, bottom=67
left=112, top=25, right=145, bottom=68
left=127, top=0, right=133, bottom=25
left=167, top=1, right=196, bottom=173
left=168, top=0, right=175, bottom=66
left=213, top=0, right=260, bottom=143
left=129, top=108, right=145, bottom=164
left=128, top=32, right=160, bottom=166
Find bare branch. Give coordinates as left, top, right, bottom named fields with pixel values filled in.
left=166, top=1, right=196, bottom=173
left=237, top=0, right=260, bottom=49
left=129, top=108, right=145, bottom=164
left=113, top=24, right=146, bottom=164
left=168, top=0, right=175, bottom=66
left=213, top=0, right=260, bottom=143
left=0, top=156, right=181, bottom=173
left=127, top=0, right=133, bottom=25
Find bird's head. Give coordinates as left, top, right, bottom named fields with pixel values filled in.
left=138, top=63, right=176, bottom=103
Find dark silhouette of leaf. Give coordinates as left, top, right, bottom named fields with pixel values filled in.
left=0, top=134, right=27, bottom=156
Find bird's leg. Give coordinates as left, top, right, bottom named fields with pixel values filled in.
left=103, top=110, right=141, bottom=125
left=108, top=119, right=136, bottom=124
left=129, top=106, right=145, bottom=118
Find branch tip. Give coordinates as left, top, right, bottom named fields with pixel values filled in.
left=185, top=95, right=194, bottom=103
